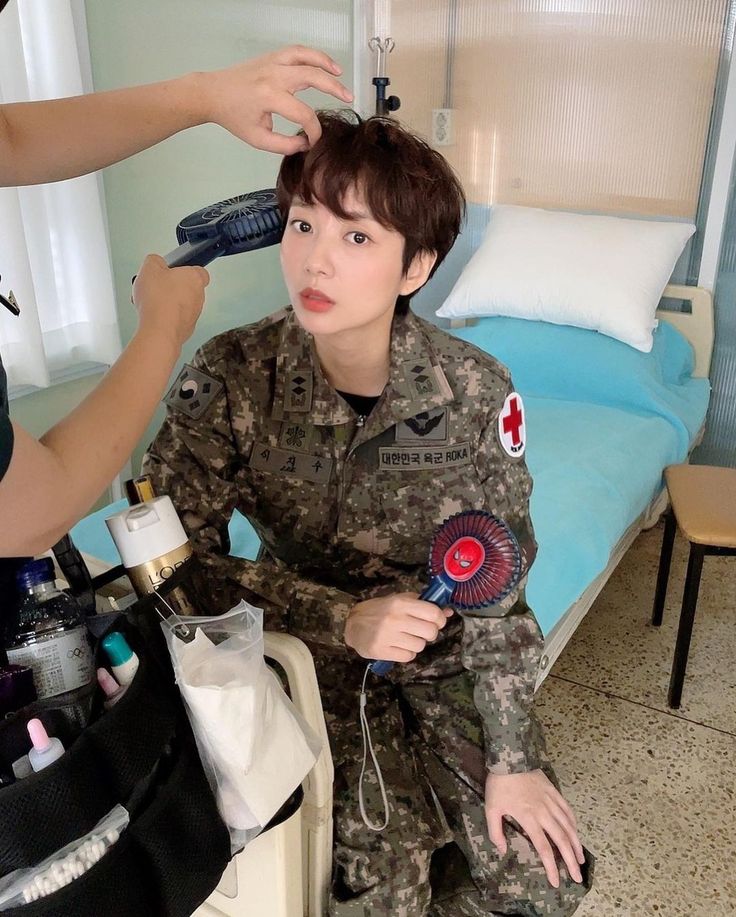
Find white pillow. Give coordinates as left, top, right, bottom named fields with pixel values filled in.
left=436, top=205, right=695, bottom=352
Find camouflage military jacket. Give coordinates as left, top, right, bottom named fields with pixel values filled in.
left=144, top=308, right=544, bottom=775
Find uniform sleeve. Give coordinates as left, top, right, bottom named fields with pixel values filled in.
left=142, top=350, right=358, bottom=651
left=461, top=379, right=545, bottom=776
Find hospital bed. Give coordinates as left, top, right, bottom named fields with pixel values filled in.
left=396, top=195, right=712, bottom=685
left=457, top=283, right=714, bottom=686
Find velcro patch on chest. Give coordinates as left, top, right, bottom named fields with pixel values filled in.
left=498, top=392, right=526, bottom=457
left=249, top=442, right=333, bottom=484
left=278, top=421, right=315, bottom=453
left=164, top=364, right=223, bottom=421
left=379, top=442, right=471, bottom=470
left=395, top=407, right=448, bottom=443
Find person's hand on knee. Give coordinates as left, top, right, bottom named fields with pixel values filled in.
left=484, top=769, right=585, bottom=889
left=344, top=593, right=453, bottom=662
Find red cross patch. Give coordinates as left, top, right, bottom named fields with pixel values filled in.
left=498, top=392, right=526, bottom=457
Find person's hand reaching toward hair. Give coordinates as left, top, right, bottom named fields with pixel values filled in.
left=202, top=45, right=354, bottom=155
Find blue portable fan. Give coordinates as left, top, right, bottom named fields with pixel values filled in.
left=164, top=188, right=283, bottom=267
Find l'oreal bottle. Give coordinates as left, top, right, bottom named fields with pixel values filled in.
left=5, top=558, right=94, bottom=700
left=105, top=496, right=200, bottom=616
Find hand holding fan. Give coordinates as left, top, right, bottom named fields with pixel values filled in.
left=369, top=510, right=522, bottom=676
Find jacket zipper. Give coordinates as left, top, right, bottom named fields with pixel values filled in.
left=336, top=415, right=366, bottom=532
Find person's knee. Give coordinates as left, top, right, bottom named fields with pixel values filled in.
left=483, top=832, right=595, bottom=917
left=330, top=844, right=434, bottom=916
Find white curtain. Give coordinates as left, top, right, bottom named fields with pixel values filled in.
left=0, top=0, right=121, bottom=394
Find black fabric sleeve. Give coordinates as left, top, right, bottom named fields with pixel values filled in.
left=0, top=411, right=13, bottom=483
left=0, top=360, right=13, bottom=482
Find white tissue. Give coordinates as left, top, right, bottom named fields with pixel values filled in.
left=176, top=629, right=259, bottom=773
left=233, top=667, right=318, bottom=825
left=165, top=604, right=320, bottom=833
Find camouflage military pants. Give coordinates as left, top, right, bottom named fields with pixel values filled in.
left=310, top=655, right=594, bottom=917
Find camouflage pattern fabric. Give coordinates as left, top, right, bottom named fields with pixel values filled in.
left=313, top=654, right=593, bottom=916
left=143, top=307, right=594, bottom=913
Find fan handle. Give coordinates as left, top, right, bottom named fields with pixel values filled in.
left=164, top=237, right=223, bottom=268
left=368, top=575, right=455, bottom=676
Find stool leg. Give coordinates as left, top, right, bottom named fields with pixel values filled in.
left=652, top=509, right=677, bottom=626
left=668, top=543, right=705, bottom=709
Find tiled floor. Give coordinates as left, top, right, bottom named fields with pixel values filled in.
left=535, top=521, right=736, bottom=916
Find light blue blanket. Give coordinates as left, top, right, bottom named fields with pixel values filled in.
left=72, top=318, right=709, bottom=638
left=451, top=317, right=710, bottom=633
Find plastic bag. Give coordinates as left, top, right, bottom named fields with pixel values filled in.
left=162, top=601, right=321, bottom=852
left=0, top=804, right=129, bottom=910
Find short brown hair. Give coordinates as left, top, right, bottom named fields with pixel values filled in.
left=276, top=110, right=466, bottom=314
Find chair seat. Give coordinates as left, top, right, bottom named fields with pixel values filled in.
left=665, top=465, right=736, bottom=548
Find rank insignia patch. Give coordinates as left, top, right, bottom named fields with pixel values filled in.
left=395, top=407, right=448, bottom=443
left=498, top=392, right=526, bottom=457
left=401, top=359, right=441, bottom=399
left=164, top=364, right=223, bottom=420
left=284, top=370, right=313, bottom=412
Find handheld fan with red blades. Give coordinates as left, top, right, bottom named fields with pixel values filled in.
left=369, top=510, right=522, bottom=676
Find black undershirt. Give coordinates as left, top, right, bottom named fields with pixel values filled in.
left=0, top=355, right=25, bottom=634
left=0, top=355, right=13, bottom=483
left=336, top=390, right=380, bottom=419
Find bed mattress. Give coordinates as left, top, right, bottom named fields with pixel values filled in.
left=451, top=315, right=710, bottom=634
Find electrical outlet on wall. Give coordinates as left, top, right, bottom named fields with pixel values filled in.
left=431, top=108, right=455, bottom=146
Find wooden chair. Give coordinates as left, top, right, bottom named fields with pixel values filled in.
left=652, top=465, right=736, bottom=708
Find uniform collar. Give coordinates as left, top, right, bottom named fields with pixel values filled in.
left=271, top=309, right=353, bottom=425
left=271, top=308, right=454, bottom=430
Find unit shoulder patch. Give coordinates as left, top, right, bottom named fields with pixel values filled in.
left=498, top=392, right=526, bottom=457
left=164, top=364, right=224, bottom=421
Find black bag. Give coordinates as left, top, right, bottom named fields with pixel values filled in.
left=0, top=608, right=232, bottom=917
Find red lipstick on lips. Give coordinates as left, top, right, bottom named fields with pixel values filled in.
left=299, top=287, right=335, bottom=313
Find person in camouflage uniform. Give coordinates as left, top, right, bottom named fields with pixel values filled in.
left=143, top=111, right=593, bottom=915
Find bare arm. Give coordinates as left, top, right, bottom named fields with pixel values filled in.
left=0, top=255, right=207, bottom=556
left=0, top=45, right=352, bottom=186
